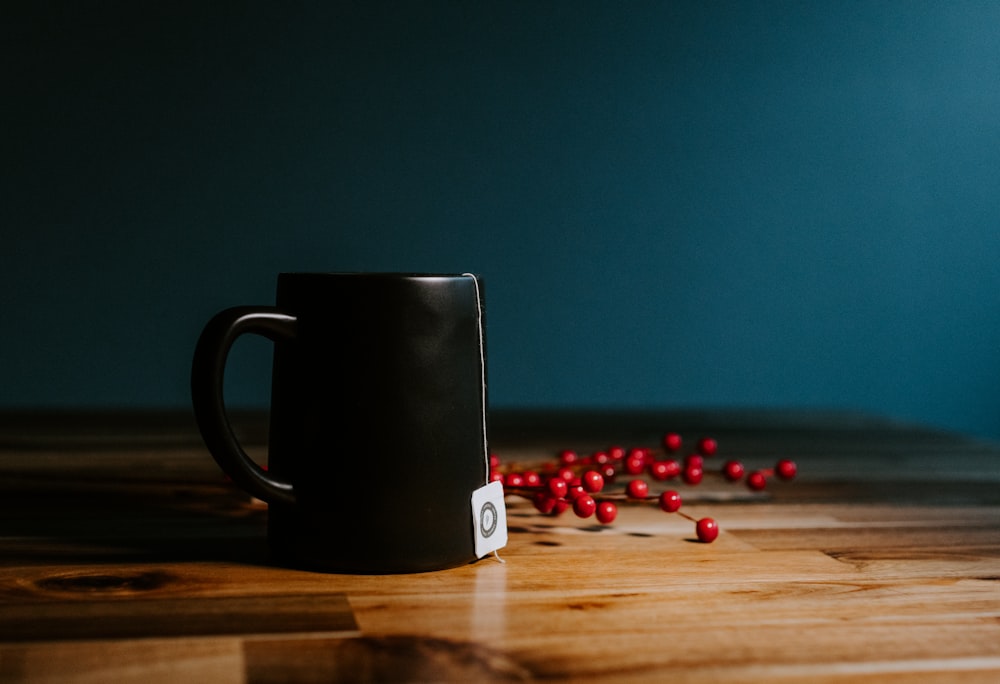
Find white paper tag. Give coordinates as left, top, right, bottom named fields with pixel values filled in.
left=471, top=480, right=507, bottom=558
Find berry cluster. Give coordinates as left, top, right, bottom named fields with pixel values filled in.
left=492, top=432, right=796, bottom=543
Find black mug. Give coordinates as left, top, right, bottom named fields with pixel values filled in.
left=191, top=273, right=494, bottom=573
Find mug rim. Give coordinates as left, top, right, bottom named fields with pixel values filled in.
left=277, top=272, right=477, bottom=278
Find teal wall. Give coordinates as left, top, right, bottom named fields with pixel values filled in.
left=7, top=2, right=1000, bottom=437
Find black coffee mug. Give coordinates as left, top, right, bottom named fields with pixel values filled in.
left=191, top=273, right=494, bottom=573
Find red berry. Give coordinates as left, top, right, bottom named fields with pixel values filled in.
left=624, top=456, right=645, bottom=475
left=568, top=483, right=586, bottom=500
left=533, top=493, right=556, bottom=514
left=659, top=490, right=682, bottom=513
left=697, top=437, right=718, bottom=457
left=684, top=454, right=704, bottom=469
left=596, top=501, right=617, bottom=524
left=547, top=477, right=568, bottom=498
left=489, top=454, right=500, bottom=468
left=626, top=479, right=649, bottom=499
left=559, top=450, right=579, bottom=465
left=628, top=447, right=649, bottom=463
left=695, top=517, right=719, bottom=542
left=523, top=471, right=541, bottom=487
left=662, top=432, right=682, bottom=452
left=505, top=472, right=524, bottom=488
left=747, top=470, right=767, bottom=491
left=490, top=470, right=504, bottom=483
left=775, top=459, right=797, bottom=480
left=600, top=464, right=617, bottom=481
left=649, top=459, right=680, bottom=481
left=557, top=467, right=575, bottom=481
left=582, top=470, right=605, bottom=493
left=608, top=446, right=626, bottom=461
left=551, top=499, right=570, bottom=516
left=592, top=451, right=610, bottom=465
left=573, top=495, right=596, bottom=518
left=722, top=460, right=745, bottom=481
left=682, top=465, right=703, bottom=485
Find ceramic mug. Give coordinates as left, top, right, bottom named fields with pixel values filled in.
left=191, top=273, right=494, bottom=573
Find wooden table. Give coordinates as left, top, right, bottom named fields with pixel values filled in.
left=2, top=409, right=999, bottom=682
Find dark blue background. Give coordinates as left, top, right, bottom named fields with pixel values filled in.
left=6, top=2, right=1000, bottom=437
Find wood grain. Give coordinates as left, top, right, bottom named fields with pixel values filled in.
left=1, top=409, right=1000, bottom=682
left=0, top=593, right=357, bottom=642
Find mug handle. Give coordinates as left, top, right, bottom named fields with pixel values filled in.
left=191, top=306, right=298, bottom=506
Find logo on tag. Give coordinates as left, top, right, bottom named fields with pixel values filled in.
left=480, top=501, right=498, bottom=538
left=471, top=480, right=507, bottom=558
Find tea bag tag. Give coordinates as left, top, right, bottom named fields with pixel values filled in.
left=471, top=480, right=507, bottom=559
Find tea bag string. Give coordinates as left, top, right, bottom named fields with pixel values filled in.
left=463, top=273, right=489, bottom=483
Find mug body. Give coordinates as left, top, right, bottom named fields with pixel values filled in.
left=266, top=273, right=488, bottom=573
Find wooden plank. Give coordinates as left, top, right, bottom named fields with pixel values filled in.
left=0, top=638, right=246, bottom=684
left=0, top=594, right=358, bottom=643
left=243, top=635, right=534, bottom=683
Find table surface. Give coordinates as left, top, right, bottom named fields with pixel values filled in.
left=2, top=409, right=1000, bottom=683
